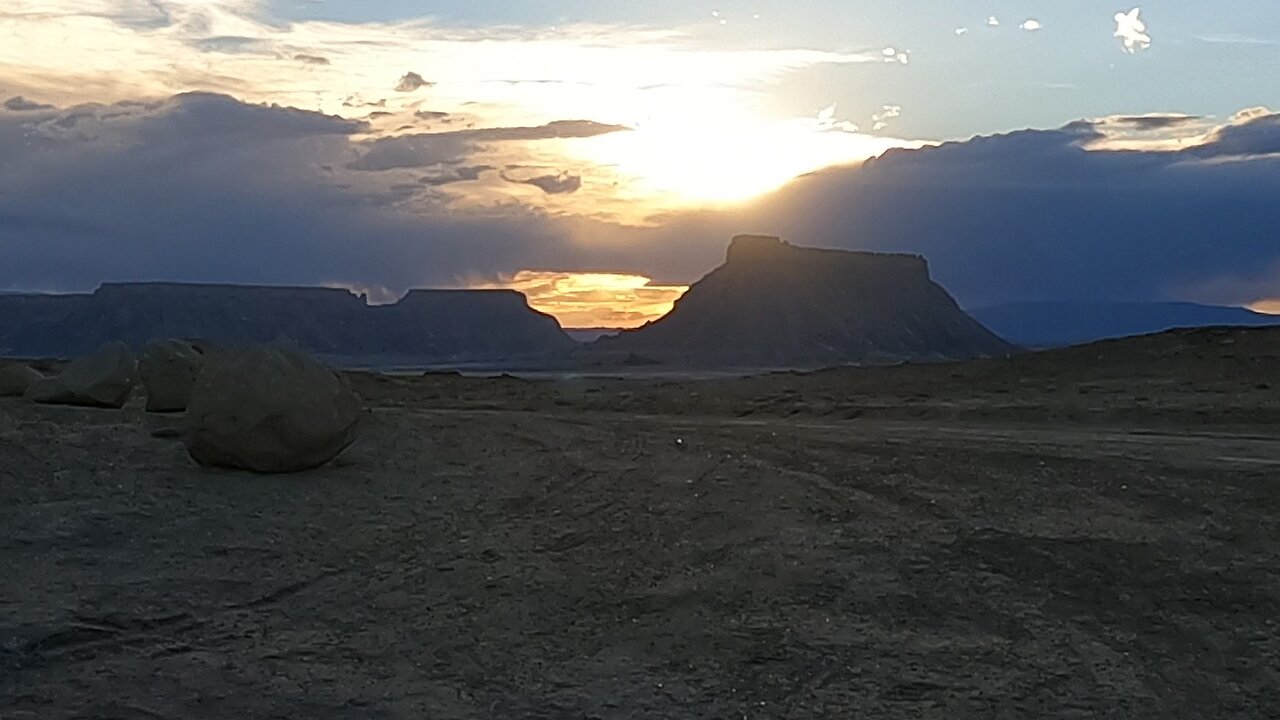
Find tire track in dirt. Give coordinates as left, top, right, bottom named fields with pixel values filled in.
left=389, top=407, right=1280, bottom=471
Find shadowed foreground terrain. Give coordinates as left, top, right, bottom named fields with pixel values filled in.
left=2, top=327, right=1279, bottom=718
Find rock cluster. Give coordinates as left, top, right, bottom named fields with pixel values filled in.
left=4, top=340, right=363, bottom=474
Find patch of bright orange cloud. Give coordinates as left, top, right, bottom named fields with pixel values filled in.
left=475, top=271, right=687, bottom=329
left=1248, top=298, right=1280, bottom=315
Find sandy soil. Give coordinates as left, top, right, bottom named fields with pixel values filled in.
left=2, top=327, right=1279, bottom=718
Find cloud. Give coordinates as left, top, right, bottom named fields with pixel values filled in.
left=1060, top=113, right=1215, bottom=151
left=345, top=134, right=471, bottom=172
left=3, top=96, right=55, bottom=112
left=502, top=171, right=583, bottom=195
left=880, top=47, right=909, bottom=64
left=394, top=72, right=432, bottom=92
left=815, top=103, right=859, bottom=133
left=0, top=92, right=724, bottom=296
left=195, top=35, right=270, bottom=54
left=346, top=120, right=630, bottom=171
left=701, top=110, right=1280, bottom=309
left=0, top=0, right=895, bottom=219
left=0, top=1, right=876, bottom=120
left=1115, top=8, right=1152, bottom=54
left=418, top=165, right=493, bottom=186
left=1190, top=109, right=1280, bottom=158
left=343, top=97, right=385, bottom=109
left=871, top=105, right=902, bottom=132
left=0, top=93, right=636, bottom=293
left=1098, top=114, right=1203, bottom=131
left=473, top=120, right=632, bottom=141
left=3, top=92, right=1280, bottom=323
left=1192, top=33, right=1278, bottom=46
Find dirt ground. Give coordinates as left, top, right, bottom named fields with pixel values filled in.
left=2, top=327, right=1278, bottom=718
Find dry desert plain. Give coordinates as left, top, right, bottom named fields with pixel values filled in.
left=2, top=327, right=1279, bottom=718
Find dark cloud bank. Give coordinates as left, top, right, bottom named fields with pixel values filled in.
left=2, top=92, right=1279, bottom=308
left=730, top=114, right=1280, bottom=307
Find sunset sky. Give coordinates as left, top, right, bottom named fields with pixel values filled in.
left=2, top=1, right=1279, bottom=326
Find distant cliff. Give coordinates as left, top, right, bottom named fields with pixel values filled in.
left=0, top=283, right=574, bottom=363
left=970, top=301, right=1280, bottom=348
left=597, top=235, right=1013, bottom=367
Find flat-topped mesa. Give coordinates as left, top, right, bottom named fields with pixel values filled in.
left=375, top=288, right=570, bottom=358
left=0, top=282, right=573, bottom=362
left=724, top=234, right=930, bottom=278
left=726, top=234, right=789, bottom=263
left=94, top=282, right=361, bottom=304
left=599, top=235, right=1011, bottom=367
left=388, top=289, right=564, bottom=335
left=393, top=288, right=536, bottom=312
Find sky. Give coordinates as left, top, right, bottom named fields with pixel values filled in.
left=1, top=0, right=1279, bottom=327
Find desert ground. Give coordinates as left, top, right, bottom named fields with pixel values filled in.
left=2, top=327, right=1278, bottom=718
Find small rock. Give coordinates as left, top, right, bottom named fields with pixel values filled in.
left=0, top=363, right=43, bottom=397
left=145, top=413, right=187, bottom=439
left=25, top=343, right=137, bottom=408
left=184, top=346, right=363, bottom=473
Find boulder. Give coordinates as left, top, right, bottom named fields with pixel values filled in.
left=25, top=343, right=137, bottom=408
left=139, top=340, right=207, bottom=413
left=24, top=377, right=69, bottom=404
left=184, top=346, right=362, bottom=473
left=0, top=363, right=43, bottom=397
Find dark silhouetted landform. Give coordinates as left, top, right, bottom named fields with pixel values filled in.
left=0, top=283, right=573, bottom=363
left=24, top=242, right=1275, bottom=369
left=597, top=235, right=1013, bottom=366
left=971, top=301, right=1280, bottom=349
left=564, top=328, right=623, bottom=343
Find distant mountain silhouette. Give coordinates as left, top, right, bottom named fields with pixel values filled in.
left=970, top=301, right=1280, bottom=348
left=563, top=328, right=623, bottom=343
left=0, top=283, right=573, bottom=362
left=597, top=235, right=1012, bottom=367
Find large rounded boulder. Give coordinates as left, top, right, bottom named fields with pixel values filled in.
left=139, top=340, right=207, bottom=413
left=0, top=363, right=43, bottom=397
left=25, top=343, right=137, bottom=408
left=184, top=346, right=362, bottom=473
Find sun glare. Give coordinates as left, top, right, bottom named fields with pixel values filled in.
left=582, top=114, right=914, bottom=207
left=473, top=271, right=689, bottom=329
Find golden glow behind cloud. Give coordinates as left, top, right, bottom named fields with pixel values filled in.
left=0, top=0, right=915, bottom=220
left=582, top=114, right=915, bottom=207
left=473, top=271, right=688, bottom=328
left=1249, top=299, right=1280, bottom=315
